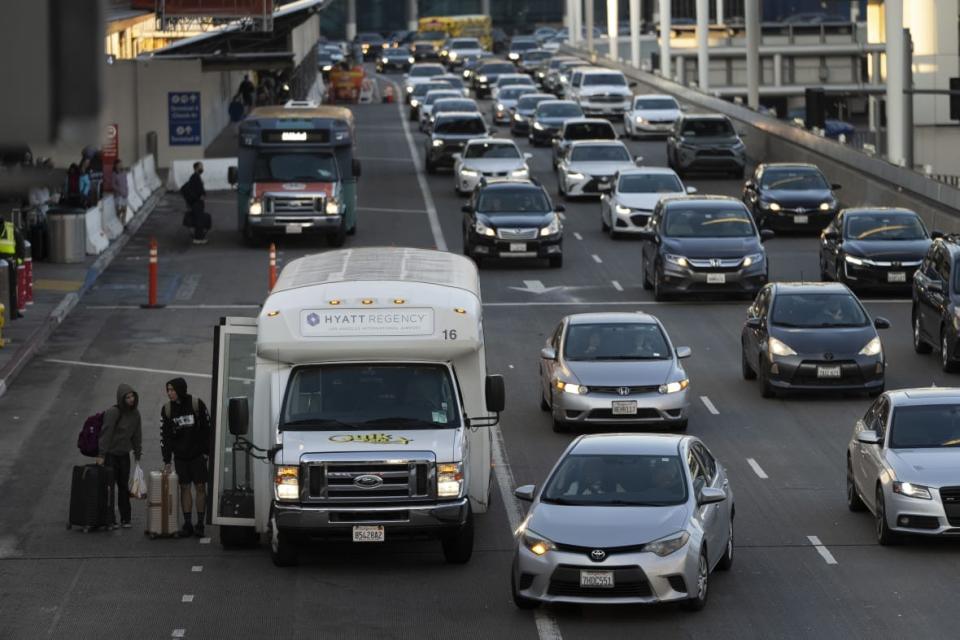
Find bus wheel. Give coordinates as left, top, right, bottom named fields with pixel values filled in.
left=328, top=222, right=347, bottom=248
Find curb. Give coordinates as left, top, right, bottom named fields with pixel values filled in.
left=0, top=189, right=166, bottom=399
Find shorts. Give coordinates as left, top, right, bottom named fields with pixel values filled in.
left=174, top=455, right=208, bottom=485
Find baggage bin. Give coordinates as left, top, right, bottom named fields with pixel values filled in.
left=47, top=207, right=87, bottom=263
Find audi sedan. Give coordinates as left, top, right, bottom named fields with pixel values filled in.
left=600, top=167, right=694, bottom=239
left=743, top=163, right=841, bottom=231
left=556, top=141, right=640, bottom=199
left=539, top=313, right=691, bottom=431
left=511, top=434, right=733, bottom=610
left=847, top=388, right=960, bottom=543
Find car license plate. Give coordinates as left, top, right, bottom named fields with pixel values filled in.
left=510, top=242, right=526, bottom=252
left=580, top=570, right=615, bottom=588
left=794, top=215, right=809, bottom=224
left=611, top=400, right=638, bottom=415
left=285, top=224, right=303, bottom=235
left=817, top=366, right=842, bottom=379
left=888, top=272, right=907, bottom=283
left=352, top=525, right=385, bottom=542
left=706, top=273, right=726, bottom=284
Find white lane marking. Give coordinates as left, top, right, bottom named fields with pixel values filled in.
left=45, top=562, right=83, bottom=637
left=191, top=565, right=203, bottom=572
left=700, top=396, right=719, bottom=415
left=181, top=595, right=194, bottom=603
left=591, top=254, right=602, bottom=264
left=807, top=536, right=838, bottom=565
left=611, top=280, right=623, bottom=291
left=85, top=304, right=260, bottom=310
left=508, top=281, right=565, bottom=295
left=46, top=358, right=212, bottom=379
left=573, top=232, right=583, bottom=240
left=386, top=76, right=448, bottom=251
left=355, top=156, right=413, bottom=163
left=483, top=300, right=746, bottom=307
left=357, top=206, right=428, bottom=214
left=746, top=458, right=769, bottom=479
left=171, top=630, right=185, bottom=638
left=199, top=537, right=211, bottom=544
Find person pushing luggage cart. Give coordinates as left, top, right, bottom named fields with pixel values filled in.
left=160, top=378, right=210, bottom=538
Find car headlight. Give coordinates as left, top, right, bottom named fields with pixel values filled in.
left=449, top=52, right=458, bottom=61
left=642, top=531, right=690, bottom=557
left=819, top=202, right=832, bottom=211
left=540, top=215, right=561, bottom=236
left=410, top=98, right=420, bottom=107
left=460, top=168, right=479, bottom=177
left=665, top=253, right=688, bottom=267
left=248, top=200, right=262, bottom=216
left=742, top=252, right=764, bottom=267
left=510, top=167, right=529, bottom=178
left=275, top=465, right=299, bottom=501
left=615, top=204, right=631, bottom=215
left=478, top=74, right=488, bottom=83
left=323, top=64, right=333, bottom=71
left=844, top=254, right=864, bottom=266
left=859, top=336, right=883, bottom=357
left=432, top=139, right=445, bottom=147
left=565, top=171, right=585, bottom=181
left=408, top=56, right=415, bottom=64
left=496, top=103, right=505, bottom=112
left=555, top=380, right=587, bottom=394
left=437, top=462, right=464, bottom=497
left=522, top=528, right=556, bottom=556
left=508, top=52, right=519, bottom=60
left=325, top=199, right=340, bottom=215
left=533, top=121, right=545, bottom=130
left=475, top=221, right=496, bottom=237
left=768, top=336, right=797, bottom=357
left=763, top=201, right=781, bottom=212
left=513, top=113, right=524, bottom=122
left=406, top=85, right=414, bottom=93
left=635, top=116, right=647, bottom=124
left=658, top=379, right=689, bottom=394
left=892, top=481, right=933, bottom=500
left=381, top=57, right=388, bottom=64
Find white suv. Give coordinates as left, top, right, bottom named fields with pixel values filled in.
left=572, top=69, right=634, bottom=117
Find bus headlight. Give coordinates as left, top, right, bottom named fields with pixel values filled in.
left=275, top=465, right=299, bottom=501
left=438, top=462, right=464, bottom=497
left=249, top=200, right=262, bottom=216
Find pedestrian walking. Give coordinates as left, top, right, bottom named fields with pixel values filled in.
left=112, top=160, right=129, bottom=224
left=228, top=96, right=245, bottom=135
left=180, top=162, right=210, bottom=244
left=160, top=378, right=211, bottom=538
left=238, top=74, right=255, bottom=114
left=96, top=384, right=143, bottom=529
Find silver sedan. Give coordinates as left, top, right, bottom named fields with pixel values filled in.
left=847, top=387, right=960, bottom=544
left=512, top=433, right=734, bottom=610
left=539, top=312, right=691, bottom=431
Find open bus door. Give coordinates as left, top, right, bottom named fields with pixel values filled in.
left=210, top=316, right=259, bottom=547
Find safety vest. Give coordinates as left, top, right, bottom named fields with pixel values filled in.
left=0, top=222, right=15, bottom=256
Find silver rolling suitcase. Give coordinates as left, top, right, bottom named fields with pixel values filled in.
left=145, top=470, right=180, bottom=538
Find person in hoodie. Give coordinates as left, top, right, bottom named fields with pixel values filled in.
left=160, top=378, right=210, bottom=538
left=96, top=384, right=142, bottom=529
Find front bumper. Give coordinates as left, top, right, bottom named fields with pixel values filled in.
left=274, top=498, right=469, bottom=539
left=764, top=354, right=884, bottom=392
left=513, top=538, right=699, bottom=604
left=468, top=231, right=563, bottom=261
left=611, top=208, right=654, bottom=234
left=759, top=208, right=835, bottom=231
left=551, top=387, right=688, bottom=426
left=563, top=173, right=614, bottom=197
left=580, top=100, right=631, bottom=116
left=884, top=486, right=960, bottom=536
left=248, top=214, right=344, bottom=235
left=841, top=260, right=920, bottom=290
left=427, top=142, right=468, bottom=167
left=529, top=126, right=559, bottom=145
left=457, top=169, right=528, bottom=193
left=674, top=148, right=745, bottom=172
left=631, top=120, right=675, bottom=135
left=660, top=262, right=767, bottom=295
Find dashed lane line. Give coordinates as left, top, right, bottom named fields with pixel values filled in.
left=746, top=458, right=769, bottom=479
left=45, top=358, right=212, bottom=379
left=573, top=232, right=583, bottom=240
left=191, top=565, right=203, bottom=572
left=700, top=396, right=719, bottom=415
left=357, top=206, right=428, bottom=214
left=591, top=254, right=602, bottom=264
left=611, top=280, right=623, bottom=291
left=807, top=536, right=838, bottom=565
left=181, top=595, right=194, bottom=603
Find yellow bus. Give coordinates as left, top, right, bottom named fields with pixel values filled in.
left=418, top=14, right=492, bottom=51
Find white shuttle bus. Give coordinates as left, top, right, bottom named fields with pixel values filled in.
left=210, top=247, right=505, bottom=566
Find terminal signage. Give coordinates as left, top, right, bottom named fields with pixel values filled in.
left=300, top=308, right=435, bottom=337
left=168, top=91, right=202, bottom=146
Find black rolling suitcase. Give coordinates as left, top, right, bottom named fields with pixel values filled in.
left=68, top=464, right=115, bottom=532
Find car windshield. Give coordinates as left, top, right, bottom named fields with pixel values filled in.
left=663, top=206, right=754, bottom=237
left=583, top=73, right=627, bottom=86
left=511, top=41, right=538, bottom=51
left=359, top=33, right=382, bottom=43
left=439, top=77, right=465, bottom=89
left=566, top=123, right=616, bottom=140
left=281, top=364, right=461, bottom=430
left=417, top=31, right=446, bottom=40
left=770, top=293, right=869, bottom=328
left=451, top=39, right=480, bottom=49
left=386, top=49, right=409, bottom=58
left=481, top=63, right=514, bottom=74
left=434, top=117, right=485, bottom=135
left=619, top=173, right=683, bottom=194
left=413, top=82, right=452, bottom=97
left=563, top=322, right=671, bottom=361
left=523, top=51, right=552, bottom=61
left=541, top=454, right=688, bottom=506
left=570, top=145, right=631, bottom=162
left=761, top=168, right=829, bottom=190
left=253, top=153, right=338, bottom=182
left=434, top=100, right=477, bottom=113
left=538, top=104, right=583, bottom=118
left=499, top=87, right=531, bottom=100
left=634, top=97, right=677, bottom=110
left=410, top=66, right=444, bottom=77
left=844, top=213, right=928, bottom=241
left=518, top=96, right=550, bottom=109
left=889, top=405, right=960, bottom=448
left=424, top=91, right=460, bottom=105
left=682, top=119, right=735, bottom=137
left=465, top=142, right=521, bottom=159
left=477, top=187, right=550, bottom=213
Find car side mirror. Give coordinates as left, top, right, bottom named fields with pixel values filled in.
left=451, top=153, right=462, bottom=161
left=485, top=374, right=506, bottom=413
left=698, top=486, right=726, bottom=506
left=680, top=105, right=689, bottom=112
left=760, top=229, right=775, bottom=242
left=823, top=230, right=840, bottom=242
left=228, top=397, right=249, bottom=436
left=634, top=157, right=644, bottom=166
left=629, top=81, right=638, bottom=88
left=523, top=152, right=533, bottom=160
left=462, top=204, right=472, bottom=213
left=685, top=185, right=697, bottom=194
left=745, top=317, right=763, bottom=330
left=738, top=130, right=747, bottom=137
left=931, top=230, right=944, bottom=239
left=831, top=183, right=842, bottom=190
left=227, top=166, right=238, bottom=186
left=555, top=204, right=566, bottom=212
left=514, top=484, right=536, bottom=502
left=676, top=346, right=692, bottom=359
left=489, top=128, right=498, bottom=135
left=352, top=159, right=362, bottom=178
left=540, top=346, right=557, bottom=360
left=857, top=430, right=881, bottom=445
left=874, top=317, right=891, bottom=330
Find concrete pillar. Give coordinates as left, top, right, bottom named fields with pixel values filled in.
left=696, top=0, right=709, bottom=90
left=658, top=0, right=671, bottom=79
left=744, top=0, right=760, bottom=109
left=885, top=0, right=905, bottom=165
left=716, top=0, right=724, bottom=25
left=607, top=0, right=619, bottom=61
left=346, top=0, right=356, bottom=42
left=677, top=55, right=686, bottom=84
left=565, top=0, right=573, bottom=33
left=586, top=0, right=595, bottom=53
left=407, top=0, right=417, bottom=32
left=629, top=0, right=641, bottom=68
left=773, top=52, right=783, bottom=86
left=572, top=0, right=582, bottom=45
left=481, top=0, right=491, bottom=16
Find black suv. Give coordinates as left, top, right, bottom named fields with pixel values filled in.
left=461, top=179, right=564, bottom=268
left=528, top=100, right=583, bottom=146
left=425, top=112, right=489, bottom=173
left=743, top=163, right=841, bottom=230
left=472, top=60, right=516, bottom=99
left=912, top=235, right=960, bottom=371
left=639, top=196, right=773, bottom=300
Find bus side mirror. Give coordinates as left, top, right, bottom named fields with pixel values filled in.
left=228, top=397, right=249, bottom=436
left=352, top=159, right=362, bottom=178
left=485, top=374, right=506, bottom=413
left=227, top=166, right=238, bottom=186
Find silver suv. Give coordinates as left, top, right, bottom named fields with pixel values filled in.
left=666, top=114, right=747, bottom=179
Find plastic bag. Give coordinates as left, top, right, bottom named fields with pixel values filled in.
left=129, top=463, right=147, bottom=499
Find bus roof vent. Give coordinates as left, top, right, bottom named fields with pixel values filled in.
left=285, top=100, right=318, bottom=109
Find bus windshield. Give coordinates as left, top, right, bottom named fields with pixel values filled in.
left=254, top=153, right=339, bottom=182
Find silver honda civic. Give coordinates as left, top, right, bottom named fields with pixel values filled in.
left=511, top=434, right=734, bottom=610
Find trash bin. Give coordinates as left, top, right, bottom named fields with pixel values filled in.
left=47, top=207, right=87, bottom=264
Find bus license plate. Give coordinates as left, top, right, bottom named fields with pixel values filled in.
left=352, top=525, right=385, bottom=542
left=580, top=570, right=615, bottom=588
left=706, top=273, right=726, bottom=284
left=510, top=243, right=527, bottom=252
left=794, top=215, right=809, bottom=224
left=285, top=224, right=303, bottom=234
left=612, top=400, right=638, bottom=415
left=817, top=366, right=841, bottom=379
left=888, top=272, right=907, bottom=283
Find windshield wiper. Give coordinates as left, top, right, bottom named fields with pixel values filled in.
left=282, top=418, right=356, bottom=429
left=596, top=499, right=674, bottom=506
left=362, top=417, right=441, bottom=428
left=595, top=355, right=667, bottom=360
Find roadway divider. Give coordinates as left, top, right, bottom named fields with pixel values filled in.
left=83, top=153, right=164, bottom=256
left=166, top=158, right=238, bottom=192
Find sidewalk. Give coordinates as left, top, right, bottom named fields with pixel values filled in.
left=0, top=190, right=164, bottom=397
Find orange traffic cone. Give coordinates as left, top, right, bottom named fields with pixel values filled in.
left=383, top=84, right=394, bottom=103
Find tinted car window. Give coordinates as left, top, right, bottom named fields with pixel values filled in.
left=518, top=95, right=551, bottom=109
left=619, top=173, right=683, bottom=194
left=417, top=31, right=445, bottom=40
left=464, top=143, right=521, bottom=159
left=413, top=82, right=452, bottom=97
left=566, top=123, right=616, bottom=140
left=538, top=103, right=583, bottom=118
left=434, top=100, right=478, bottom=113
left=889, top=405, right=960, bottom=448
left=451, top=39, right=480, bottom=49
left=770, top=293, right=869, bottom=328
left=498, top=87, right=532, bottom=100
left=634, top=97, right=678, bottom=110
left=570, top=145, right=631, bottom=162
left=477, top=187, right=550, bottom=213
left=681, top=118, right=735, bottom=137
left=760, top=168, right=829, bottom=190
left=563, top=323, right=670, bottom=360
left=434, top=117, right=486, bottom=135
left=479, top=63, right=515, bottom=74
left=843, top=212, right=928, bottom=241
left=583, top=73, right=627, bottom=86
left=410, top=66, right=444, bottom=78
left=662, top=206, right=754, bottom=237
left=424, top=91, right=460, bottom=105
left=541, top=454, right=688, bottom=506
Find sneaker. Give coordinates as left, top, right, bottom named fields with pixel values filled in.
left=198, top=238, right=209, bottom=245
left=180, top=522, right=194, bottom=537
left=194, top=524, right=205, bottom=538
left=192, top=238, right=201, bottom=245
left=121, top=521, right=132, bottom=529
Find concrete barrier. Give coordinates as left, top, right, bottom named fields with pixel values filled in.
left=143, top=155, right=163, bottom=192
left=132, top=160, right=152, bottom=203
left=166, top=158, right=237, bottom=192
left=126, top=172, right=144, bottom=212
left=100, top=195, right=124, bottom=240
left=85, top=206, right=109, bottom=255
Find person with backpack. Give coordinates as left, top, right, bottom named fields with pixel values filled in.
left=160, top=377, right=210, bottom=538
left=179, top=162, right=209, bottom=245
left=95, top=384, right=143, bottom=528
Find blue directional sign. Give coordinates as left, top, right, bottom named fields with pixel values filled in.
left=168, top=91, right=202, bottom=146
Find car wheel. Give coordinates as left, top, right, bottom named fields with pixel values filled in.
left=758, top=357, right=775, bottom=398
left=653, top=265, right=668, bottom=301
left=819, top=255, right=830, bottom=281
left=741, top=343, right=756, bottom=380
left=540, top=389, right=550, bottom=411
left=680, top=548, right=709, bottom=611
left=913, top=311, right=932, bottom=354
left=846, top=457, right=866, bottom=512
left=601, top=211, right=610, bottom=232
left=717, top=520, right=734, bottom=570
left=426, top=158, right=436, bottom=175
left=549, top=255, right=563, bottom=268
left=942, top=329, right=957, bottom=372
left=875, top=486, right=900, bottom=546
left=642, top=257, right=653, bottom=291
left=511, top=569, right=540, bottom=609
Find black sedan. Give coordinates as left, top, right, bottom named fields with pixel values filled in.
left=820, top=207, right=939, bottom=290
left=461, top=179, right=564, bottom=268
left=377, top=47, right=413, bottom=73
left=472, top=61, right=516, bottom=99
left=743, top=163, right=841, bottom=231
left=741, top=282, right=889, bottom=397
left=912, top=235, right=960, bottom=371
left=528, top=100, right=583, bottom=146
